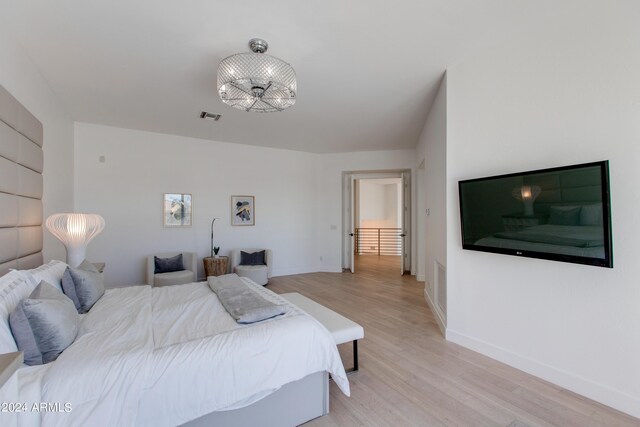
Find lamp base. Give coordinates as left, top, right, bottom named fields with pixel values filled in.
left=523, top=201, right=534, bottom=217
left=66, top=247, right=87, bottom=268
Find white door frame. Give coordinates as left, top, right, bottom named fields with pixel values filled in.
left=400, top=171, right=411, bottom=275
left=342, top=170, right=412, bottom=273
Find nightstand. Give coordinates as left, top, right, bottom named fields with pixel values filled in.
left=92, top=262, right=105, bottom=273
left=502, top=213, right=547, bottom=232
left=203, top=256, right=229, bottom=278
left=0, top=352, right=23, bottom=427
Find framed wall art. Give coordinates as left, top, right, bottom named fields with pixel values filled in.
left=231, top=195, right=255, bottom=226
left=163, top=193, right=192, bottom=227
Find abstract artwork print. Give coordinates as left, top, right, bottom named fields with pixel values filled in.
left=231, top=196, right=255, bottom=226
left=164, top=193, right=192, bottom=226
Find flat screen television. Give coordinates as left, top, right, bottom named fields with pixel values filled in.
left=458, top=161, right=613, bottom=268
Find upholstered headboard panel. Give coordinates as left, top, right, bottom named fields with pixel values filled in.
left=524, top=167, right=603, bottom=214
left=0, top=85, right=44, bottom=276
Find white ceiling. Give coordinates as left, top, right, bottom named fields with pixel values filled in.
left=1, top=1, right=574, bottom=153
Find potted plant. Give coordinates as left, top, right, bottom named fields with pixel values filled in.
left=213, top=246, right=220, bottom=258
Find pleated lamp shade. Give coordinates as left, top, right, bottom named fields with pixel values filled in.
left=45, top=213, right=105, bottom=267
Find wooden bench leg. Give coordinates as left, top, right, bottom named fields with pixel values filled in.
left=346, top=340, right=359, bottom=375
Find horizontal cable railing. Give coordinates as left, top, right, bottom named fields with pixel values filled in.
left=355, top=228, right=402, bottom=256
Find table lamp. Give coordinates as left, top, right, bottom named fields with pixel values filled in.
left=210, top=217, right=220, bottom=257
left=511, top=185, right=541, bottom=216
left=45, top=213, right=105, bottom=267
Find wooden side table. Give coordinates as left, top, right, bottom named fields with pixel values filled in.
left=203, top=256, right=229, bottom=278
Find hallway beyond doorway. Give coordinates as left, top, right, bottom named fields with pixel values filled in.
left=354, top=255, right=400, bottom=276
left=342, top=170, right=411, bottom=275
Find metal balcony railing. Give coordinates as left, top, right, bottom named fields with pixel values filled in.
left=355, top=228, right=402, bottom=256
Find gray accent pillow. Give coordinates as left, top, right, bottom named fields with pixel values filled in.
left=154, top=254, right=185, bottom=274
left=78, top=259, right=99, bottom=274
left=9, top=281, right=79, bottom=365
left=549, top=206, right=582, bottom=226
left=240, top=250, right=266, bottom=266
left=61, top=260, right=104, bottom=314
left=580, top=203, right=603, bottom=226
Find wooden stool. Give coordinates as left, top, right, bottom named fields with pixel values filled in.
left=203, top=256, right=229, bottom=277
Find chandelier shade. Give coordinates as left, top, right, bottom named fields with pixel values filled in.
left=217, top=39, right=296, bottom=113
left=45, top=213, right=105, bottom=267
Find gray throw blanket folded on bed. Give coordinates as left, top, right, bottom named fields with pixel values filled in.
left=208, top=274, right=286, bottom=324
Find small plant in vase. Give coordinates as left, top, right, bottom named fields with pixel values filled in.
left=213, top=247, right=220, bottom=258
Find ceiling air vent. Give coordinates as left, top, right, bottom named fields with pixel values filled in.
left=200, top=111, right=222, bottom=121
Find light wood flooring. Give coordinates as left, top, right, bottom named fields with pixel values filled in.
left=268, top=255, right=639, bottom=427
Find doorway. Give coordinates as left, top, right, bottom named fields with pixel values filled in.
left=342, top=170, right=411, bottom=275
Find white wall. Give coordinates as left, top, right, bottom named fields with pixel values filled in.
left=387, top=183, right=401, bottom=228
left=74, top=123, right=319, bottom=286
left=358, top=180, right=386, bottom=227
left=445, top=2, right=640, bottom=417
left=388, top=184, right=397, bottom=226
left=316, top=150, right=417, bottom=273
left=0, top=28, right=74, bottom=262
left=74, top=123, right=420, bottom=285
left=359, top=180, right=400, bottom=228
left=416, top=74, right=447, bottom=328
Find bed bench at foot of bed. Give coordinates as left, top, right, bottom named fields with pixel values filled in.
left=281, top=292, right=364, bottom=373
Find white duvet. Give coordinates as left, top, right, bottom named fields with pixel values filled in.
left=17, top=280, right=349, bottom=426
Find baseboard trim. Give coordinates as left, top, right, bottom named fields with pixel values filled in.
left=199, top=266, right=344, bottom=282
left=417, top=274, right=425, bottom=282
left=423, top=288, right=446, bottom=337
left=446, top=329, right=640, bottom=419
left=272, top=267, right=322, bottom=277
left=317, top=266, right=343, bottom=273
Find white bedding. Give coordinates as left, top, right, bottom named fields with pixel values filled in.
left=475, top=225, right=606, bottom=258
left=17, top=279, right=349, bottom=426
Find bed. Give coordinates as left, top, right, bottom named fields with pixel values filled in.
left=474, top=224, right=606, bottom=258
left=0, top=85, right=349, bottom=426
left=0, top=263, right=350, bottom=427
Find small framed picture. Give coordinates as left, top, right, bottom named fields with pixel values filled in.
left=163, top=193, right=192, bottom=227
left=231, top=195, right=255, bottom=226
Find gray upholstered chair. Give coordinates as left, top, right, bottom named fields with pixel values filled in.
left=230, top=249, right=272, bottom=286
left=146, top=252, right=197, bottom=287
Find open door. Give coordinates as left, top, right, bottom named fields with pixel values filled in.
left=349, top=176, right=356, bottom=273
left=342, top=173, right=356, bottom=273
left=400, top=171, right=411, bottom=275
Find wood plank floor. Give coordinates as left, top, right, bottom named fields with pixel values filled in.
left=268, top=255, right=639, bottom=427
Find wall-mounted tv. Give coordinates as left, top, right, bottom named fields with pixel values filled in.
left=458, top=161, right=613, bottom=268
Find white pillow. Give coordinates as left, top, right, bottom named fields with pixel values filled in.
left=0, top=270, right=39, bottom=353
left=29, top=260, right=69, bottom=292
left=580, top=203, right=603, bottom=226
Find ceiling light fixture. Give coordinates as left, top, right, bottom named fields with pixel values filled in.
left=217, top=38, right=296, bottom=113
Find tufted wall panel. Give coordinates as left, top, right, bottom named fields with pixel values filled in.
left=0, top=85, right=44, bottom=276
